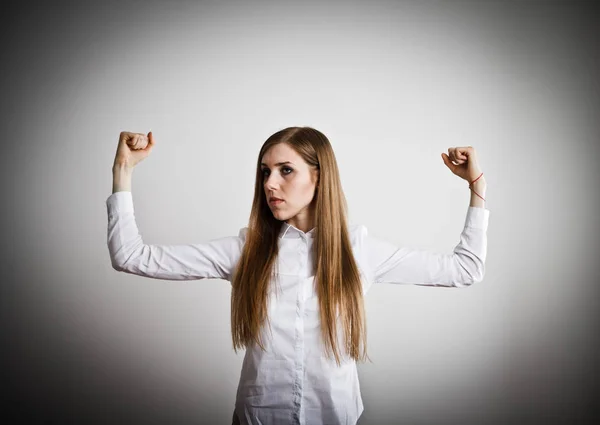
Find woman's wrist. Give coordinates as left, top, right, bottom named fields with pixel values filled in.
left=112, top=164, right=134, bottom=193
left=112, top=161, right=134, bottom=173
left=470, top=178, right=486, bottom=191
left=469, top=178, right=486, bottom=208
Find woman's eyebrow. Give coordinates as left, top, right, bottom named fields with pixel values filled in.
left=260, top=161, right=293, bottom=167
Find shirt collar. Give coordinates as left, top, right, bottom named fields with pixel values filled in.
left=279, top=222, right=316, bottom=239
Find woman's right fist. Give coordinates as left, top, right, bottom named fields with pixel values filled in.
left=113, top=131, right=155, bottom=169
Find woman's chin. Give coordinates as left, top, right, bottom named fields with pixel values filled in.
left=272, top=211, right=289, bottom=220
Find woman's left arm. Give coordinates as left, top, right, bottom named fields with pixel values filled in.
left=363, top=207, right=488, bottom=289
left=361, top=146, right=490, bottom=290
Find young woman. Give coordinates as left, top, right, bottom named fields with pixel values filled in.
left=107, top=127, right=489, bottom=425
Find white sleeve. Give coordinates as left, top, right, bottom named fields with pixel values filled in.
left=363, top=207, right=489, bottom=288
left=106, top=191, right=245, bottom=281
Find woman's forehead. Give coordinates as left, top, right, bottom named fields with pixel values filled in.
left=261, top=144, right=302, bottom=165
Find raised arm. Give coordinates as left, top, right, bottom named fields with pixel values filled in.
left=363, top=206, right=489, bottom=289
left=107, top=131, right=244, bottom=281
left=107, top=191, right=244, bottom=281
left=361, top=145, right=489, bottom=289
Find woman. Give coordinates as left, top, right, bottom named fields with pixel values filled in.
left=107, top=127, right=488, bottom=425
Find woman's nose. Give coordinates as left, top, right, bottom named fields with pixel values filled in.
left=265, top=174, right=280, bottom=190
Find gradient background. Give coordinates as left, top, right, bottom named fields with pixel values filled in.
left=2, top=0, right=599, bottom=424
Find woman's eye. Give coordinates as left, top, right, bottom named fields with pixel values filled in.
left=262, top=167, right=292, bottom=176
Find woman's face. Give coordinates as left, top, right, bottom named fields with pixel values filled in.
left=261, top=143, right=318, bottom=231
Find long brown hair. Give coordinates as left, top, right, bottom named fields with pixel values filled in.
left=230, top=126, right=370, bottom=366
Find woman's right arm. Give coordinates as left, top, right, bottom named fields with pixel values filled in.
left=107, top=131, right=245, bottom=281
left=106, top=190, right=245, bottom=281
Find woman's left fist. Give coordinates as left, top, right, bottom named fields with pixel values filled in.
left=441, top=146, right=483, bottom=183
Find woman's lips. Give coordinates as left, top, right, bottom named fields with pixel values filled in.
left=270, top=199, right=284, bottom=206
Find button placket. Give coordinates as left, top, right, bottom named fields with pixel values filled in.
left=292, top=236, right=308, bottom=425
left=299, top=237, right=307, bottom=274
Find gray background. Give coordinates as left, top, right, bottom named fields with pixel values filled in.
left=2, top=0, right=598, bottom=424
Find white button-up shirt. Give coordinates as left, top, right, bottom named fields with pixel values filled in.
left=106, top=191, right=490, bottom=425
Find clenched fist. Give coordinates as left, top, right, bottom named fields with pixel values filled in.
left=441, top=146, right=484, bottom=184
left=113, top=131, right=155, bottom=169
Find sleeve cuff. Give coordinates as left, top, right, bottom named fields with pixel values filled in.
left=106, top=191, right=134, bottom=214
left=464, top=206, right=489, bottom=230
